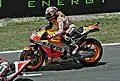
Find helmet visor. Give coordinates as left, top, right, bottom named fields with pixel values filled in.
left=46, top=13, right=54, bottom=20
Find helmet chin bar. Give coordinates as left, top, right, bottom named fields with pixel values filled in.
left=47, top=15, right=57, bottom=21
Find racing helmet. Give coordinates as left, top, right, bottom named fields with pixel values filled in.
left=45, top=6, right=58, bottom=21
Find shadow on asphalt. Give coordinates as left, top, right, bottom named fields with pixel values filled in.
left=33, top=61, right=107, bottom=71
left=89, top=61, right=108, bottom=67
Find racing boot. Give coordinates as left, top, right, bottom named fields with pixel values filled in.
left=72, top=44, right=79, bottom=55
left=70, top=26, right=89, bottom=55
left=69, top=39, right=79, bottom=55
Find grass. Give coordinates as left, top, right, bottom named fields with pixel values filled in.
left=0, top=15, right=120, bottom=51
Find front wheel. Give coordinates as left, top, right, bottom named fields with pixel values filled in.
left=78, top=38, right=103, bottom=66
left=20, top=46, right=45, bottom=71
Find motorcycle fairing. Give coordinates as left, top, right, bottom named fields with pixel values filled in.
left=39, top=40, right=65, bottom=58
left=16, top=60, right=31, bottom=72
left=39, top=40, right=65, bottom=52
left=6, top=60, right=31, bottom=81
left=41, top=46, right=63, bottom=58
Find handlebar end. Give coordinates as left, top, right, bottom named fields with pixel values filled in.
left=95, top=22, right=100, bottom=26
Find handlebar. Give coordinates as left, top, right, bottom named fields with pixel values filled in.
left=94, top=22, right=100, bottom=26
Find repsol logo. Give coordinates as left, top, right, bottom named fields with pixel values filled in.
left=39, top=41, right=65, bottom=52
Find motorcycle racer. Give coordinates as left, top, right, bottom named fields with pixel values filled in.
left=0, top=58, right=15, bottom=80
left=45, top=6, right=88, bottom=55
left=0, top=58, right=9, bottom=80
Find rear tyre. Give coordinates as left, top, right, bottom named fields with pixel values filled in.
left=20, top=47, right=44, bottom=71
left=78, top=38, right=103, bottom=66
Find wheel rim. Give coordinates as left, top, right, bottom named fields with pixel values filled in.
left=84, top=44, right=101, bottom=62
left=24, top=51, right=43, bottom=70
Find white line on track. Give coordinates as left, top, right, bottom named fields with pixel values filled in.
left=102, top=43, right=120, bottom=46
left=23, top=73, right=42, bottom=77
left=0, top=43, right=120, bottom=54
left=0, top=50, right=22, bottom=54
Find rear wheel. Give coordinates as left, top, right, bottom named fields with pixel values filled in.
left=78, top=38, right=103, bottom=66
left=20, top=47, right=44, bottom=71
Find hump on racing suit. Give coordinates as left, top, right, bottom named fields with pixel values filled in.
left=56, top=11, right=74, bottom=30
left=46, top=11, right=75, bottom=37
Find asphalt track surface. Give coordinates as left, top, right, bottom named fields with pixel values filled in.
left=0, top=45, right=120, bottom=81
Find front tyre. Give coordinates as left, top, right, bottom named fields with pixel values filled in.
left=20, top=47, right=44, bottom=71
left=79, top=38, right=103, bottom=66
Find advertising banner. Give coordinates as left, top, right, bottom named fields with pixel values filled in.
left=0, top=0, right=120, bottom=18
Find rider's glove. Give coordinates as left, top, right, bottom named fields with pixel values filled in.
left=45, top=25, right=52, bottom=30
left=47, top=35, right=53, bottom=39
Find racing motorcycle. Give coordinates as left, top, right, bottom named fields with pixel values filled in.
left=20, top=22, right=103, bottom=70
left=0, top=60, right=33, bottom=81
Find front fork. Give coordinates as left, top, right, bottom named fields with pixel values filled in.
left=23, top=44, right=40, bottom=60
left=33, top=44, right=39, bottom=56
left=23, top=44, right=39, bottom=53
